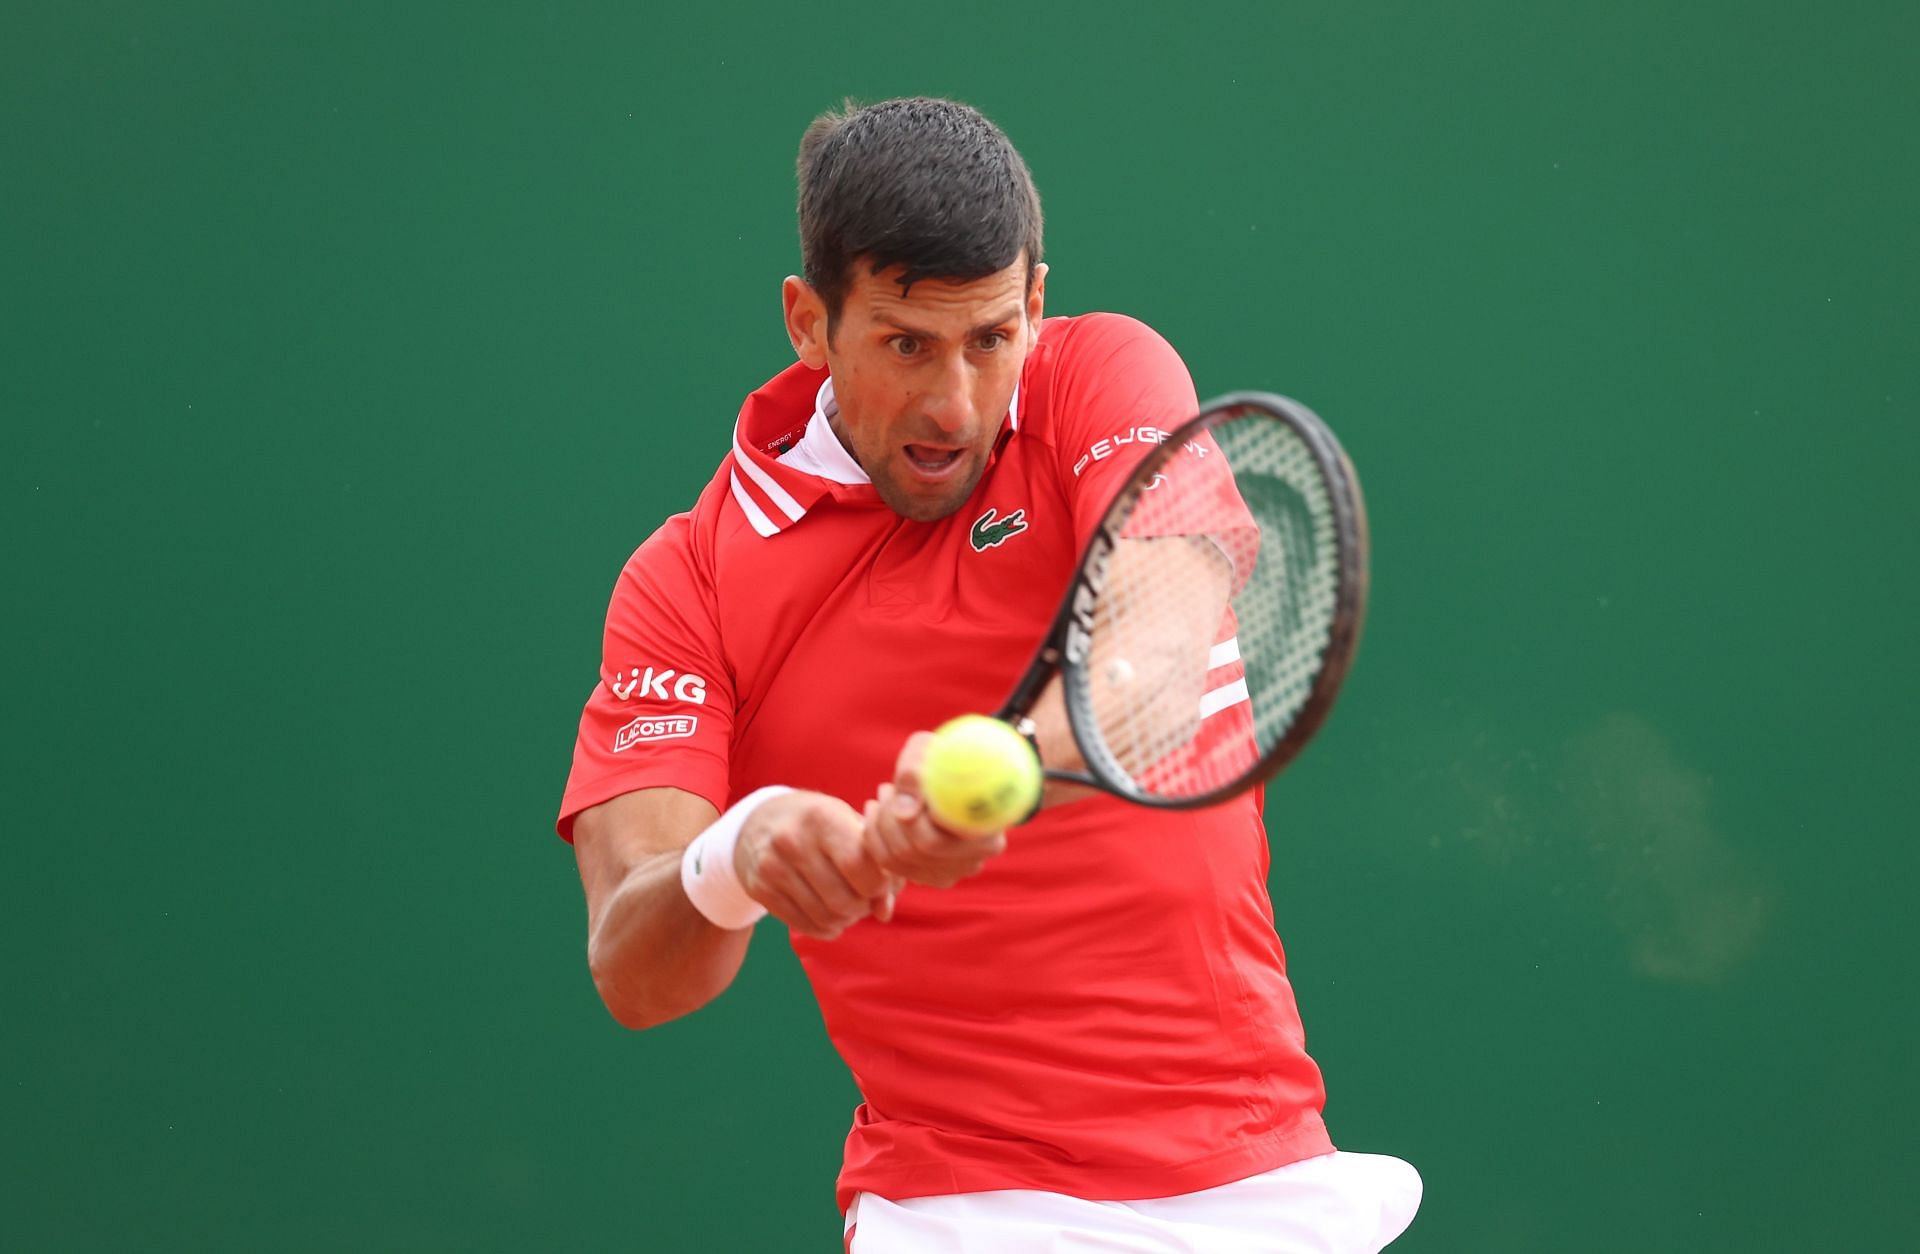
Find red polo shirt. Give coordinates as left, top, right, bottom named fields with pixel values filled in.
left=559, top=313, right=1332, bottom=1209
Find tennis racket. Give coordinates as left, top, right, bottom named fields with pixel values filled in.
left=996, top=391, right=1369, bottom=808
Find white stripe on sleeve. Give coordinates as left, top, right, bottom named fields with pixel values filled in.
left=1199, top=678, right=1250, bottom=718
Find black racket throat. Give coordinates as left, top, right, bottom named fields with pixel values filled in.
left=999, top=712, right=1099, bottom=791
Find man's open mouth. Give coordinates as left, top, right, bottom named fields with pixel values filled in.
left=903, top=444, right=965, bottom=474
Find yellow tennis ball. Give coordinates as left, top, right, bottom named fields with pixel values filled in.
left=920, top=715, right=1042, bottom=836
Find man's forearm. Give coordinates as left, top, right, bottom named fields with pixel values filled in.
left=586, top=851, right=752, bottom=1030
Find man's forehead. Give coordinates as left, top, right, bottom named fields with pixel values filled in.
left=847, top=259, right=1028, bottom=321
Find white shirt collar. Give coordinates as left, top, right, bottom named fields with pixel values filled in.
left=780, top=377, right=870, bottom=483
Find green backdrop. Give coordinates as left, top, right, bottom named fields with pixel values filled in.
left=6, top=3, right=1915, bottom=1249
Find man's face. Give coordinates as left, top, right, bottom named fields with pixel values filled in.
left=784, top=258, right=1046, bottom=521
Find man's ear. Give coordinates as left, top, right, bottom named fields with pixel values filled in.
left=783, top=276, right=829, bottom=370
left=1025, top=262, right=1048, bottom=341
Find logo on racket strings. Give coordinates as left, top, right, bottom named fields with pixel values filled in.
left=1064, top=530, right=1117, bottom=666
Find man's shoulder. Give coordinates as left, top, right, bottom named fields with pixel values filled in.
left=1022, top=312, right=1192, bottom=442
left=624, top=359, right=827, bottom=571
left=1037, top=309, right=1168, bottom=349
left=1031, top=311, right=1188, bottom=388
left=612, top=506, right=703, bottom=595
left=610, top=465, right=738, bottom=584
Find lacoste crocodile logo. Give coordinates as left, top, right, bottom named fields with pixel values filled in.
left=970, top=507, right=1029, bottom=552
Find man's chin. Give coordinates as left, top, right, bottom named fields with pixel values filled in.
left=874, top=465, right=985, bottom=522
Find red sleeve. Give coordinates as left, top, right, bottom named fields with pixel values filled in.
left=1046, top=313, right=1203, bottom=543
left=555, top=514, right=734, bottom=841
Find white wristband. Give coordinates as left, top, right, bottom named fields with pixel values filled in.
left=680, top=786, right=792, bottom=930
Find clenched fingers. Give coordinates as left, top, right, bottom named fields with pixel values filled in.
left=737, top=793, right=900, bottom=939
left=865, top=783, right=1007, bottom=888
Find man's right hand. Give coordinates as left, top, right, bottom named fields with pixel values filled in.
left=734, top=791, right=902, bottom=940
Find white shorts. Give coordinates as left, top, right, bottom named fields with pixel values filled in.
left=844, top=1150, right=1422, bottom=1253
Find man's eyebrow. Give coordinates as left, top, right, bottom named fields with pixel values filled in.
left=872, top=313, right=937, bottom=339
left=872, top=306, right=1023, bottom=340
left=969, top=306, right=1023, bottom=338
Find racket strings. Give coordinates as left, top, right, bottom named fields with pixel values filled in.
left=1083, top=413, right=1342, bottom=800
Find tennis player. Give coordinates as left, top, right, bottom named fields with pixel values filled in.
left=557, top=96, right=1420, bottom=1252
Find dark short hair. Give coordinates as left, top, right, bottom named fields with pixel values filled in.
left=797, top=97, right=1044, bottom=323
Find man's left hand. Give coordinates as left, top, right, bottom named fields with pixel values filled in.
left=863, top=731, right=1009, bottom=889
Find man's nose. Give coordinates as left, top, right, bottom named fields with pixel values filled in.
left=921, top=354, right=974, bottom=435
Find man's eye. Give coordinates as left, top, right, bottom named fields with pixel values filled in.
left=890, top=337, right=920, bottom=357
left=976, top=333, right=1006, bottom=352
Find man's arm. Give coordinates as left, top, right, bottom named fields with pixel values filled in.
left=573, top=787, right=735, bottom=1030
left=573, top=785, right=904, bottom=1029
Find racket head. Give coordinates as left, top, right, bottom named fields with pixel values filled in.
left=1051, top=392, right=1369, bottom=808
